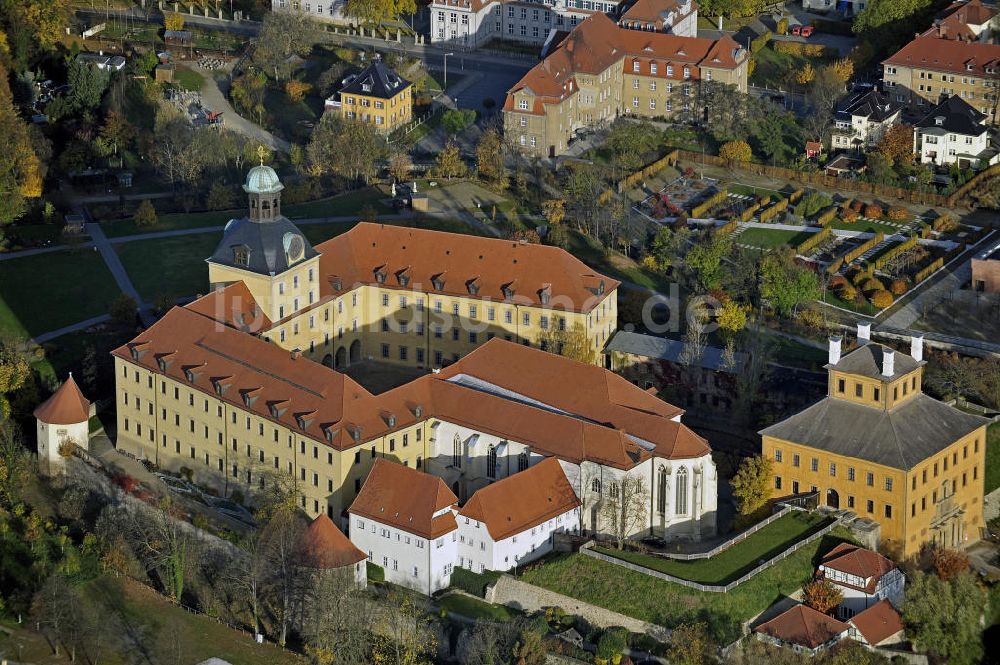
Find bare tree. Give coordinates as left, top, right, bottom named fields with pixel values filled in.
left=259, top=502, right=307, bottom=646
left=372, top=588, right=438, bottom=665
left=600, top=475, right=649, bottom=550
left=301, top=568, right=374, bottom=665
left=122, top=498, right=199, bottom=601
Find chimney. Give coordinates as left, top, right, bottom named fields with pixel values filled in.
left=882, top=348, right=895, bottom=377
left=857, top=322, right=871, bottom=345
left=291, top=348, right=302, bottom=360
left=828, top=335, right=843, bottom=365
left=911, top=334, right=924, bottom=362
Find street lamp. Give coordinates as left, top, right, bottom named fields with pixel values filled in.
left=443, top=52, right=454, bottom=93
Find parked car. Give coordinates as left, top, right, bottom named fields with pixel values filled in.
left=800, top=25, right=815, bottom=37
left=790, top=24, right=801, bottom=36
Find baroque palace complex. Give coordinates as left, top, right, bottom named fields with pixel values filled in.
left=105, top=164, right=990, bottom=587
left=113, top=164, right=718, bottom=550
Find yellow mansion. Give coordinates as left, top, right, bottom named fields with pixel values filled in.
left=333, top=59, right=413, bottom=134
left=761, top=325, right=990, bottom=558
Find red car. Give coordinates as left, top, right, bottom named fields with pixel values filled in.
left=800, top=25, right=815, bottom=37
left=790, top=24, right=801, bottom=36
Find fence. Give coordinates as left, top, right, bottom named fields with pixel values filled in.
left=579, top=512, right=842, bottom=593
left=675, top=150, right=950, bottom=207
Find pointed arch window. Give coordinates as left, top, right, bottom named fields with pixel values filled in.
left=591, top=478, right=602, bottom=494
left=487, top=445, right=498, bottom=479
left=452, top=433, right=462, bottom=468
left=676, top=467, right=689, bottom=515
left=657, top=466, right=668, bottom=514
left=518, top=452, right=529, bottom=472
left=609, top=482, right=620, bottom=499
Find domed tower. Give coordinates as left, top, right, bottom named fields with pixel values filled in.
left=207, top=158, right=320, bottom=328
left=34, top=374, right=91, bottom=476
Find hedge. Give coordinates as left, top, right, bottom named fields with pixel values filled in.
left=450, top=567, right=503, bottom=597
left=816, top=206, right=839, bottom=226
left=788, top=188, right=805, bottom=204
left=946, top=161, right=1000, bottom=207
left=826, top=257, right=845, bottom=275
left=773, top=41, right=839, bottom=58
left=750, top=30, right=772, bottom=54
left=758, top=197, right=789, bottom=223
left=873, top=235, right=918, bottom=270
left=915, top=258, right=944, bottom=283
left=842, top=232, right=885, bottom=265
left=690, top=189, right=729, bottom=218
left=797, top=226, right=832, bottom=254
left=717, top=219, right=739, bottom=236
left=674, top=150, right=949, bottom=206
left=602, top=149, right=681, bottom=205
left=740, top=201, right=762, bottom=222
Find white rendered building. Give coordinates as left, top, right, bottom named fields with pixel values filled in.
left=914, top=95, right=998, bottom=168
left=818, top=543, right=905, bottom=619
left=349, top=458, right=459, bottom=595
left=457, top=457, right=581, bottom=573
left=429, top=0, right=613, bottom=49
left=34, top=374, right=92, bottom=476
left=271, top=0, right=349, bottom=24
left=424, top=342, right=718, bottom=542
left=830, top=89, right=901, bottom=151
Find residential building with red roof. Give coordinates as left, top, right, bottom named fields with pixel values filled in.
left=301, top=513, right=368, bottom=585
left=920, top=0, right=998, bottom=43
left=818, top=543, right=905, bottom=619
left=349, top=459, right=459, bottom=594
left=618, top=0, right=697, bottom=35
left=881, top=30, right=1000, bottom=124
left=503, top=12, right=748, bottom=156
left=34, top=374, right=92, bottom=475
left=457, top=457, right=581, bottom=572
left=754, top=604, right=850, bottom=655
left=847, top=599, right=906, bottom=648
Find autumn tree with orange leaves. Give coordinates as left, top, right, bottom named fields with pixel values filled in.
left=803, top=578, right=844, bottom=615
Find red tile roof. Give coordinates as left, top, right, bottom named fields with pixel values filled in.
left=620, top=0, right=696, bottom=27
left=301, top=514, right=367, bottom=569
left=849, top=599, right=904, bottom=646
left=349, top=458, right=458, bottom=539
left=459, top=457, right=581, bottom=540
left=921, top=0, right=998, bottom=40
left=33, top=375, right=90, bottom=425
left=754, top=604, right=849, bottom=650
left=508, top=13, right=744, bottom=107
left=119, top=312, right=706, bottom=470
left=819, top=543, right=896, bottom=593
left=315, top=222, right=619, bottom=314
left=883, top=35, right=1000, bottom=77
left=186, top=283, right=271, bottom=333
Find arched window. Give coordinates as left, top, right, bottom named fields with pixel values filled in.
left=233, top=245, right=251, bottom=268
left=452, top=433, right=462, bottom=468
left=657, top=467, right=668, bottom=514
left=676, top=467, right=689, bottom=515
left=591, top=478, right=602, bottom=494
left=609, top=482, right=620, bottom=499
left=518, top=452, right=529, bottom=472
left=487, top=445, right=497, bottom=479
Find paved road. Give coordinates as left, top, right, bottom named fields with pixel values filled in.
left=85, top=223, right=154, bottom=325
left=35, top=314, right=113, bottom=344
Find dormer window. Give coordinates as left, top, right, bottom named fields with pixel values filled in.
left=539, top=286, right=551, bottom=305
left=414, top=405, right=423, bottom=418
left=598, top=280, right=605, bottom=295
left=502, top=284, right=515, bottom=299
left=362, top=83, right=372, bottom=92
left=935, top=116, right=945, bottom=125
left=233, top=245, right=251, bottom=267
left=386, top=413, right=396, bottom=427
left=374, top=267, right=387, bottom=284
left=432, top=274, right=445, bottom=290
left=467, top=279, right=480, bottom=295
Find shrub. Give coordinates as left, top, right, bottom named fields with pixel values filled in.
left=367, top=561, right=385, bottom=582
left=450, top=567, right=501, bottom=597
left=862, top=277, right=885, bottom=293
left=837, top=283, right=857, bottom=301
left=777, top=16, right=789, bottom=34
left=750, top=30, right=772, bottom=54
left=840, top=208, right=859, bottom=223
left=134, top=199, right=158, bottom=227
left=850, top=200, right=864, bottom=212
left=887, top=206, right=909, bottom=221
left=890, top=278, right=909, bottom=295
left=596, top=627, right=629, bottom=664
left=870, top=290, right=894, bottom=308
left=849, top=268, right=870, bottom=286
left=829, top=274, right=848, bottom=289
left=719, top=140, right=752, bottom=163
left=864, top=204, right=883, bottom=219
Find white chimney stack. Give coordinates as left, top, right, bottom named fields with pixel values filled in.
left=911, top=335, right=924, bottom=362
left=828, top=335, right=842, bottom=365
left=857, top=322, right=871, bottom=345
left=882, top=348, right=895, bottom=377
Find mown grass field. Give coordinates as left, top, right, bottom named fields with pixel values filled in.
left=737, top=228, right=814, bottom=249
left=520, top=527, right=858, bottom=644
left=594, top=511, right=831, bottom=585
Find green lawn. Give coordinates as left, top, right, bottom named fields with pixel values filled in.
left=173, top=65, right=205, bottom=92
left=737, top=228, right=815, bottom=249
left=520, top=528, right=858, bottom=643
left=751, top=43, right=835, bottom=89
left=827, top=217, right=907, bottom=236
left=0, top=251, right=122, bottom=339
left=100, top=188, right=394, bottom=238
left=986, top=423, right=1000, bottom=495
left=594, top=511, right=831, bottom=585
left=567, top=230, right=674, bottom=292
left=116, top=233, right=221, bottom=304
left=819, top=289, right=879, bottom=316
left=438, top=593, right=516, bottom=621
left=758, top=329, right=828, bottom=370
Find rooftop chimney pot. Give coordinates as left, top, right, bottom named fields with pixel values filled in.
left=911, top=335, right=924, bottom=362
left=882, top=348, right=895, bottom=377
left=858, top=322, right=871, bottom=345
left=828, top=335, right=843, bottom=366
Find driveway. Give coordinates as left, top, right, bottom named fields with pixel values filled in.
left=194, top=66, right=292, bottom=153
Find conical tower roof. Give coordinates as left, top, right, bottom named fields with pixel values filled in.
left=301, top=514, right=366, bottom=569
left=33, top=374, right=90, bottom=425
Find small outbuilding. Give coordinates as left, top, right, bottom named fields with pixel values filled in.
left=34, top=374, right=92, bottom=475
left=301, top=513, right=368, bottom=587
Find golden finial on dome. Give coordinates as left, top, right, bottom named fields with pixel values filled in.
left=257, top=145, right=267, bottom=165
